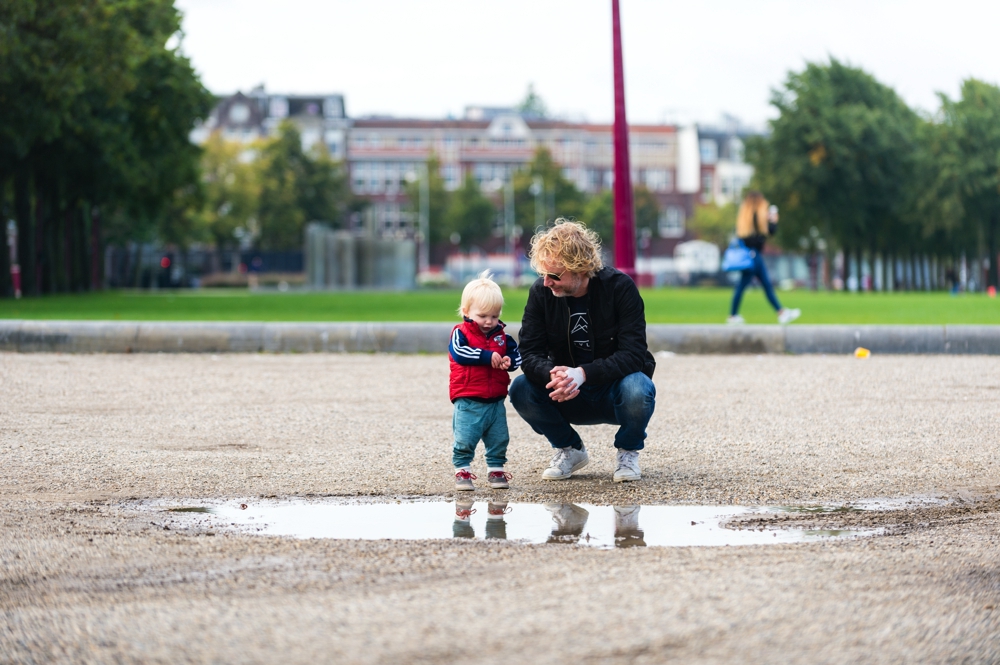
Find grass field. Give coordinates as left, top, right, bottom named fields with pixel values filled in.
left=2, top=287, right=1000, bottom=324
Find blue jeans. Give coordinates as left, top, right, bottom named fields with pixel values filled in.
left=731, top=253, right=782, bottom=315
left=509, top=373, right=655, bottom=451
left=452, top=398, right=509, bottom=468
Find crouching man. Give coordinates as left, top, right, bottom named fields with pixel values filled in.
left=510, top=219, right=656, bottom=482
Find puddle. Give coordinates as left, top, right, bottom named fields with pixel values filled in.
left=157, top=499, right=886, bottom=549
left=166, top=507, right=213, bottom=513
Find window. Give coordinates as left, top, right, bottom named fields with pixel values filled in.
left=368, top=162, right=384, bottom=193
left=644, top=169, right=673, bottom=192
left=699, top=139, right=718, bottom=165
left=701, top=173, right=714, bottom=202
left=352, top=162, right=368, bottom=193
left=383, top=163, right=400, bottom=191
left=442, top=164, right=461, bottom=190
left=729, top=138, right=745, bottom=163
left=659, top=206, right=685, bottom=238
left=268, top=97, right=289, bottom=119
left=228, top=103, right=250, bottom=124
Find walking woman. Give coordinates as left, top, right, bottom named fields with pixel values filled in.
left=727, top=191, right=801, bottom=325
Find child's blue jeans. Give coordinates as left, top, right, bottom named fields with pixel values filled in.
left=452, top=398, right=509, bottom=469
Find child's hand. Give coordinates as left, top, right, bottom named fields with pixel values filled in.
left=491, top=352, right=504, bottom=368
left=500, top=356, right=511, bottom=370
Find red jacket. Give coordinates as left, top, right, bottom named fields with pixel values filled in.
left=448, top=319, right=521, bottom=403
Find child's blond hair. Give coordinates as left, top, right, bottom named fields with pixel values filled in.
left=458, top=270, right=504, bottom=317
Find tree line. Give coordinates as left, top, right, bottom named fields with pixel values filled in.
left=745, top=58, right=1000, bottom=291
left=0, top=0, right=213, bottom=297
left=8, top=4, right=997, bottom=297
left=402, top=147, right=661, bottom=256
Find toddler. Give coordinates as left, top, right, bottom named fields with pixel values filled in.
left=448, top=271, right=521, bottom=490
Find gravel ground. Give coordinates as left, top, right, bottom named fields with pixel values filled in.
left=1, top=352, right=999, bottom=663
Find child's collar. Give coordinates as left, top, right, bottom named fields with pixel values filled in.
left=463, top=317, right=504, bottom=335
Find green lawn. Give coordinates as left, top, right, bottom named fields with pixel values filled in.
left=2, top=287, right=1000, bottom=324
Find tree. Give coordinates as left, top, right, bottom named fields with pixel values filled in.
left=197, top=132, right=260, bottom=255
left=0, top=0, right=212, bottom=296
left=514, top=147, right=586, bottom=233
left=444, top=177, right=496, bottom=250
left=747, top=58, right=921, bottom=288
left=936, top=79, right=1000, bottom=288
left=582, top=191, right=614, bottom=247
left=580, top=186, right=660, bottom=254
left=405, top=154, right=450, bottom=245
left=516, top=84, right=548, bottom=118
left=256, top=123, right=350, bottom=250
left=688, top=202, right=738, bottom=250
left=633, top=185, right=660, bottom=237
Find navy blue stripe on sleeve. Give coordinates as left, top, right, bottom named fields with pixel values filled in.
left=505, top=335, right=522, bottom=371
left=449, top=328, right=491, bottom=365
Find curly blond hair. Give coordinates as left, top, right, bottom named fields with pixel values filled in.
left=528, top=219, right=604, bottom=277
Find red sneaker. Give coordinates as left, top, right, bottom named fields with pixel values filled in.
left=455, top=469, right=477, bottom=491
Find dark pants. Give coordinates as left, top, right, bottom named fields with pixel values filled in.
left=731, top=253, right=782, bottom=316
left=509, top=372, right=655, bottom=451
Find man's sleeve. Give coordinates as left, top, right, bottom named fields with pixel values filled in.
left=518, top=284, right=555, bottom=385
left=579, top=278, right=648, bottom=384
left=449, top=328, right=492, bottom=365
left=504, top=335, right=522, bottom=371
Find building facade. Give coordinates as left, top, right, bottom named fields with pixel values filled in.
left=195, top=91, right=761, bottom=257
left=348, top=106, right=702, bottom=241
left=695, top=118, right=758, bottom=206
left=191, top=86, right=349, bottom=159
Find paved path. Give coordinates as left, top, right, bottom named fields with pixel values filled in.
left=1, top=354, right=998, bottom=663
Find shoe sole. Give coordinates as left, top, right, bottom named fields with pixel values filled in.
left=455, top=485, right=475, bottom=491
left=489, top=483, right=509, bottom=489
left=612, top=472, right=640, bottom=483
left=541, top=457, right=589, bottom=481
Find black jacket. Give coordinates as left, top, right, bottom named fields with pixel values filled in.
left=518, top=266, right=656, bottom=387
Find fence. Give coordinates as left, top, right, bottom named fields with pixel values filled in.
left=305, top=223, right=416, bottom=290
left=105, top=245, right=304, bottom=288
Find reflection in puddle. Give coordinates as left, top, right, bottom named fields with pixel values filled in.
left=166, top=506, right=213, bottom=513
left=175, top=500, right=881, bottom=549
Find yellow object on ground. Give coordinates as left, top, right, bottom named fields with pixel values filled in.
left=854, top=347, right=871, bottom=358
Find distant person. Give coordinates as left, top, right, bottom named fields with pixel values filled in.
left=448, top=271, right=521, bottom=491
left=727, top=191, right=801, bottom=325
left=510, top=220, right=656, bottom=483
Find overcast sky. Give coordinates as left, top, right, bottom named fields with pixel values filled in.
left=175, top=0, right=1000, bottom=128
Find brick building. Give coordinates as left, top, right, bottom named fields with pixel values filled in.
left=194, top=91, right=761, bottom=261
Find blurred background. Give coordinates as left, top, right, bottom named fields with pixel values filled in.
left=3, top=0, right=1000, bottom=318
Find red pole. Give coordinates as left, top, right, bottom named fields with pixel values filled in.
left=611, top=0, right=636, bottom=279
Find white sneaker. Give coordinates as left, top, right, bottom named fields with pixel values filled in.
left=726, top=315, right=745, bottom=325
left=545, top=503, right=590, bottom=543
left=613, top=450, right=641, bottom=482
left=541, top=445, right=589, bottom=480
left=777, top=308, right=801, bottom=325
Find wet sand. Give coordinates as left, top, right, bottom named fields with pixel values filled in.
left=1, top=353, right=999, bottom=663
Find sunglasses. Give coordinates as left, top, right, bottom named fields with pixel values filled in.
left=543, top=270, right=568, bottom=282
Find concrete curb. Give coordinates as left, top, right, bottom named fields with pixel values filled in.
left=3, top=320, right=1000, bottom=354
